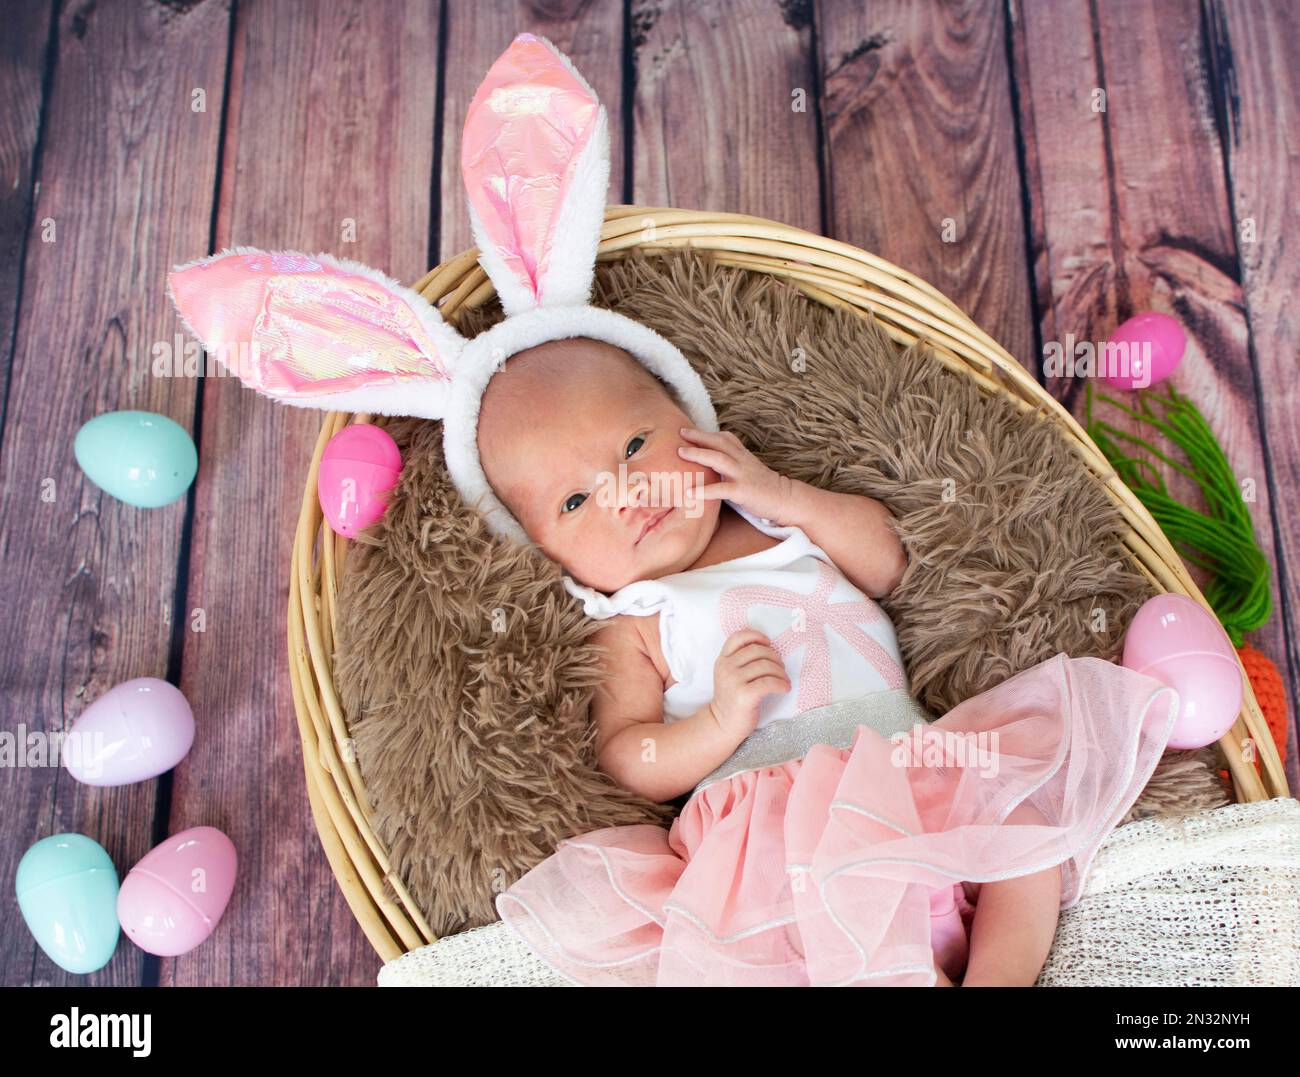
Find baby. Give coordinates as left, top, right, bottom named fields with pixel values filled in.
left=478, top=336, right=906, bottom=788
left=478, top=336, right=1062, bottom=987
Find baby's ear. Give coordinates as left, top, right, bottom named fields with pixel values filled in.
left=167, top=248, right=467, bottom=419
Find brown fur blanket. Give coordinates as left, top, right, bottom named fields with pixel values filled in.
left=333, top=248, right=1229, bottom=937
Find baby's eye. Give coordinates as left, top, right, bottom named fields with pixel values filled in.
left=562, top=492, right=588, bottom=514
left=625, top=435, right=646, bottom=459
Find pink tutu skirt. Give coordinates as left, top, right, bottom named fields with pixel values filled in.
left=495, top=653, right=1181, bottom=986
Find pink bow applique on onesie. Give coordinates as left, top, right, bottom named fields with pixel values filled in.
left=719, top=559, right=905, bottom=713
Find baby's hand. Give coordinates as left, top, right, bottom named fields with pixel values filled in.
left=708, top=628, right=792, bottom=739
left=677, top=427, right=805, bottom=525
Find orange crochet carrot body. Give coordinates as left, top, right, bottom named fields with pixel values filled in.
left=1237, top=643, right=1289, bottom=766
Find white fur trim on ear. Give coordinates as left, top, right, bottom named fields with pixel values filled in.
left=465, top=199, right=535, bottom=319
left=209, top=377, right=454, bottom=420
left=441, top=304, right=718, bottom=544
left=534, top=103, right=609, bottom=308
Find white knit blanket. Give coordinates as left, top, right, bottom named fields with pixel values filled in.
left=378, top=797, right=1300, bottom=987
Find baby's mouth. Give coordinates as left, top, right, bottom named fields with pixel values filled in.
left=635, top=507, right=672, bottom=545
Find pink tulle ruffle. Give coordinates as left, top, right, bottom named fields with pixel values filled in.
left=495, top=653, right=1181, bottom=986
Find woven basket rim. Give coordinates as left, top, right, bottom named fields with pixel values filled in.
left=288, top=205, right=1289, bottom=963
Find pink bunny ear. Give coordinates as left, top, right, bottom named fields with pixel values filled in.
left=461, top=33, right=610, bottom=316
left=166, top=248, right=465, bottom=419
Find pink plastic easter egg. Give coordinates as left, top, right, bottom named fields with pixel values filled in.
left=318, top=424, right=402, bottom=538
left=61, top=677, right=195, bottom=786
left=1101, top=311, right=1186, bottom=390
left=1122, top=594, right=1242, bottom=749
left=117, top=826, right=237, bottom=957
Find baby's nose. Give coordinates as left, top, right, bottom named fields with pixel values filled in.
left=618, top=470, right=651, bottom=511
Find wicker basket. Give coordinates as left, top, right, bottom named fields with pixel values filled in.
left=287, top=206, right=1291, bottom=962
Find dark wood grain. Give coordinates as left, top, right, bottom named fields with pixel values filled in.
left=1204, top=0, right=1300, bottom=792
left=0, top=0, right=53, bottom=438
left=629, top=0, right=821, bottom=232
left=1009, top=0, right=1296, bottom=792
left=0, top=0, right=230, bottom=986
left=816, top=0, right=1037, bottom=367
left=163, top=0, right=440, bottom=988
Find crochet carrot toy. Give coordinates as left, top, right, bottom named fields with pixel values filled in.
left=1085, top=380, right=1289, bottom=783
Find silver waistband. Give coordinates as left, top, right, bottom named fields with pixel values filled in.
left=691, top=689, right=932, bottom=799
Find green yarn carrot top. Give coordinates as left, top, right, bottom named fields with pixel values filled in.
left=1084, top=379, right=1272, bottom=647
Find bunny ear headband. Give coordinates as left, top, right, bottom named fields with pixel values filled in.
left=166, top=32, right=718, bottom=546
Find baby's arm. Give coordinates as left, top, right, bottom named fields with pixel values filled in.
left=592, top=621, right=789, bottom=803
left=783, top=483, right=908, bottom=599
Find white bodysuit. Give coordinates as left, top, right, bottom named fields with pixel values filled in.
left=563, top=503, right=909, bottom=729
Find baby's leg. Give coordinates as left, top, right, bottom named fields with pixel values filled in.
left=960, top=801, right=1061, bottom=987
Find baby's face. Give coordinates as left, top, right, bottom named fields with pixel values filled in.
left=477, top=339, right=721, bottom=593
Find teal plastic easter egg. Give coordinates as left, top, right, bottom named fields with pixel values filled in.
left=15, top=833, right=121, bottom=974
left=74, top=410, right=198, bottom=508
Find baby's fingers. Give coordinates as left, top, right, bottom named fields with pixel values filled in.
left=677, top=444, right=738, bottom=476
left=720, top=628, right=771, bottom=655
left=739, top=658, right=789, bottom=685
left=749, top=674, right=792, bottom=698
left=730, top=641, right=783, bottom=667
left=692, top=481, right=738, bottom=502
left=679, top=427, right=745, bottom=452
left=742, top=658, right=791, bottom=686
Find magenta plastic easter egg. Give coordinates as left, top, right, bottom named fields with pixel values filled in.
left=62, top=677, right=195, bottom=786
left=117, top=826, right=236, bottom=957
left=318, top=424, right=402, bottom=538
left=1123, top=594, right=1242, bottom=749
left=1101, top=311, right=1186, bottom=390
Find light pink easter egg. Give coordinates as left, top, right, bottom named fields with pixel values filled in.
left=1123, top=594, right=1242, bottom=749
left=117, top=826, right=237, bottom=957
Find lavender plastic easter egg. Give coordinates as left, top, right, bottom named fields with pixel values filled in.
left=1101, top=311, right=1186, bottom=390
left=62, top=677, right=194, bottom=786
left=1123, top=594, right=1242, bottom=749
left=318, top=424, right=402, bottom=538
left=117, top=826, right=237, bottom=957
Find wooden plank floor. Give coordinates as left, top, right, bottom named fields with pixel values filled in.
left=1, top=0, right=1295, bottom=987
